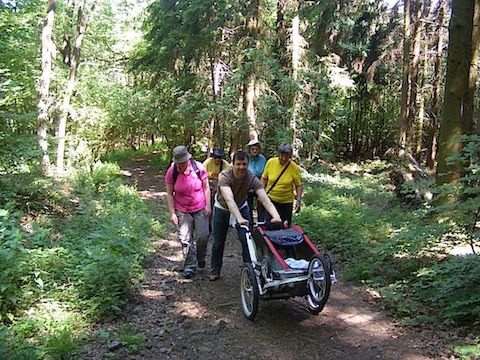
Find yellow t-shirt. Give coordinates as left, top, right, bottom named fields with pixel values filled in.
left=203, top=157, right=230, bottom=180
left=261, top=158, right=301, bottom=203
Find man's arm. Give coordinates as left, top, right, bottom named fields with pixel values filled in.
left=261, top=176, right=268, bottom=188
left=219, top=185, right=248, bottom=225
left=166, top=183, right=178, bottom=225
left=256, top=188, right=281, bottom=223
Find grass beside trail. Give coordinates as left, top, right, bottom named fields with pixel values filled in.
left=0, top=162, right=164, bottom=359
left=295, top=161, right=479, bottom=357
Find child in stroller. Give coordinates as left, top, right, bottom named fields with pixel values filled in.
left=239, top=222, right=336, bottom=320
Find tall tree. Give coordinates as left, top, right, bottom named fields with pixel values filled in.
left=426, top=0, right=446, bottom=169
left=242, top=0, right=261, bottom=144
left=56, top=0, right=94, bottom=173
left=37, top=0, right=56, bottom=175
left=289, top=1, right=306, bottom=157
left=399, top=0, right=428, bottom=154
left=436, top=0, right=480, bottom=187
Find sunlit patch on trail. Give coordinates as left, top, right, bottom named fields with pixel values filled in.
left=140, top=289, right=164, bottom=299
left=138, top=190, right=167, bottom=200
left=174, top=300, right=208, bottom=319
left=338, top=312, right=381, bottom=325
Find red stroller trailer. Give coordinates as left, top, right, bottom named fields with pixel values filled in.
left=239, top=223, right=336, bottom=320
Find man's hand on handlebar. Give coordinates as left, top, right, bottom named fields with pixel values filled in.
left=237, top=216, right=249, bottom=226
left=270, top=216, right=282, bottom=223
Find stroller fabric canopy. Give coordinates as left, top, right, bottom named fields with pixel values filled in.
left=264, top=228, right=304, bottom=246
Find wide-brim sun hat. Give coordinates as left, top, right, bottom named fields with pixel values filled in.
left=212, top=148, right=225, bottom=158
left=277, top=143, right=293, bottom=154
left=172, top=145, right=192, bottom=163
left=246, top=139, right=262, bottom=148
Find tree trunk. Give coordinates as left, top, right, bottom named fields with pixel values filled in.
left=243, top=0, right=261, bottom=142
left=37, top=0, right=56, bottom=175
left=400, top=0, right=425, bottom=153
left=415, top=31, right=427, bottom=156
left=208, top=55, right=225, bottom=151
left=290, top=12, right=303, bottom=158
left=436, top=0, right=480, bottom=188
left=426, top=0, right=446, bottom=169
left=275, top=0, right=289, bottom=69
left=56, top=1, right=91, bottom=174
left=399, top=0, right=411, bottom=148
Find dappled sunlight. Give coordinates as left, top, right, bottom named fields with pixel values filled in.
left=155, top=267, right=181, bottom=277
left=24, top=299, right=85, bottom=333
left=140, top=289, right=165, bottom=300
left=173, top=299, right=209, bottom=319
left=138, top=190, right=167, bottom=200
left=337, top=311, right=382, bottom=326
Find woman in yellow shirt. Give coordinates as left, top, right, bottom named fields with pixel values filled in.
left=261, top=143, right=303, bottom=226
left=203, top=149, right=230, bottom=183
left=203, top=149, right=230, bottom=230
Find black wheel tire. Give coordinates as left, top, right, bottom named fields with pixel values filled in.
left=322, top=251, right=334, bottom=275
left=240, top=263, right=259, bottom=321
left=305, top=293, right=324, bottom=315
left=307, top=255, right=331, bottom=312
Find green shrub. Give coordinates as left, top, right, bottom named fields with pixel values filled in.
left=0, top=159, right=154, bottom=357
left=0, top=328, right=40, bottom=360
left=0, top=134, right=41, bottom=175
left=413, top=256, right=480, bottom=326
left=44, top=329, right=80, bottom=360
left=0, top=208, right=29, bottom=321
left=299, top=161, right=480, bottom=326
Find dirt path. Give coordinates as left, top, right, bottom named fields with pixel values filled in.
left=82, top=155, right=457, bottom=360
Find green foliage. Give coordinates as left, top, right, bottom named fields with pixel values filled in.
left=0, top=134, right=42, bottom=175
left=434, top=135, right=480, bottom=252
left=44, top=329, right=80, bottom=360
left=413, top=256, right=480, bottom=325
left=0, top=328, right=40, bottom=360
left=0, top=209, right=28, bottom=321
left=0, top=0, right=42, bottom=116
left=299, top=161, right=479, bottom=326
left=0, top=161, right=155, bottom=357
left=452, top=339, right=480, bottom=360
left=117, top=324, right=146, bottom=353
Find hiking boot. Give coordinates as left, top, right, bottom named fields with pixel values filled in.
left=182, top=268, right=195, bottom=279
left=209, top=270, right=220, bottom=281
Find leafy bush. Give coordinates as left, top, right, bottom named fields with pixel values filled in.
left=0, top=209, right=28, bottom=321
left=299, top=161, right=480, bottom=326
left=413, top=256, right=480, bottom=326
left=0, top=134, right=41, bottom=175
left=0, top=161, right=155, bottom=358
left=433, top=135, right=480, bottom=254
left=0, top=328, right=39, bottom=360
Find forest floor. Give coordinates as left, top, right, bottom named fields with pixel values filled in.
left=82, top=154, right=462, bottom=360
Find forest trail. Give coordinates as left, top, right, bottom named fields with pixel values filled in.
left=83, top=154, right=455, bottom=360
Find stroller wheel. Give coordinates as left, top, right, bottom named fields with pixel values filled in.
left=240, top=263, right=259, bottom=321
left=305, top=294, right=324, bottom=315
left=306, top=255, right=331, bottom=313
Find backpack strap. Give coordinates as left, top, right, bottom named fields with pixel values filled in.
left=267, top=161, right=290, bottom=194
left=173, top=160, right=201, bottom=186
left=191, top=160, right=201, bottom=180
left=173, top=164, right=178, bottom=184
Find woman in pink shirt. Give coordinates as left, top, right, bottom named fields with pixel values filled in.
left=165, top=146, right=211, bottom=279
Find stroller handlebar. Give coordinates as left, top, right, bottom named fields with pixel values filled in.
left=237, top=221, right=287, bottom=232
